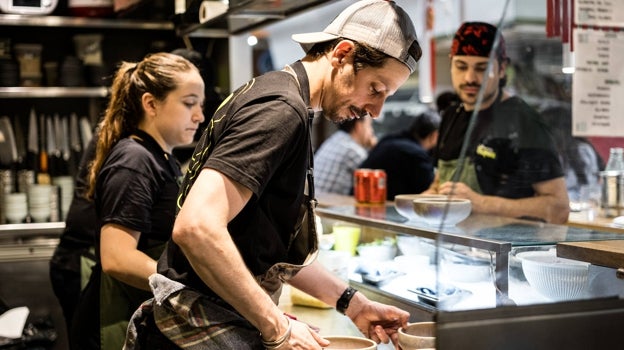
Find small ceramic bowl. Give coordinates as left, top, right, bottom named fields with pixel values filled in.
left=357, top=242, right=397, bottom=261
left=323, top=335, right=377, bottom=349
left=394, top=194, right=448, bottom=221
left=395, top=235, right=437, bottom=263
left=412, top=197, right=471, bottom=226
left=398, top=322, right=436, bottom=350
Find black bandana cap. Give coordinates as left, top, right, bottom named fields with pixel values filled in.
left=450, top=21, right=508, bottom=62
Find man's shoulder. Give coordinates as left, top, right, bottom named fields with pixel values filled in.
left=228, top=71, right=306, bottom=114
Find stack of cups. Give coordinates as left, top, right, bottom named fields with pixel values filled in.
left=27, top=184, right=53, bottom=223
left=53, top=176, right=74, bottom=220
left=0, top=169, right=14, bottom=224
left=17, top=169, right=35, bottom=193
left=3, top=192, right=28, bottom=224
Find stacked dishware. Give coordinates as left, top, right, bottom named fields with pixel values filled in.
left=0, top=169, right=14, bottom=224
left=52, top=176, right=74, bottom=220
left=27, top=184, right=53, bottom=222
left=3, top=192, right=28, bottom=224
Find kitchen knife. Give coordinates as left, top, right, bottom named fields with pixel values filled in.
left=47, top=116, right=58, bottom=178
left=0, top=116, right=18, bottom=171
left=60, top=115, right=71, bottom=175
left=37, top=114, right=50, bottom=185
left=52, top=114, right=67, bottom=176
left=79, top=116, right=93, bottom=150
left=27, top=108, right=39, bottom=174
left=69, top=113, right=82, bottom=177
left=11, top=114, right=26, bottom=170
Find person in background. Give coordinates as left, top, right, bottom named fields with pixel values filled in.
left=539, top=105, right=604, bottom=204
left=69, top=52, right=204, bottom=350
left=424, top=21, right=569, bottom=224
left=48, top=137, right=96, bottom=335
left=360, top=110, right=440, bottom=200
left=124, top=1, right=421, bottom=349
left=314, top=115, right=377, bottom=195
left=435, top=90, right=460, bottom=115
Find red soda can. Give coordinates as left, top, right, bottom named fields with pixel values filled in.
left=354, top=169, right=387, bottom=203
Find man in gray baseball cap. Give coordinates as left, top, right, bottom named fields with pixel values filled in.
left=124, top=2, right=421, bottom=349
left=292, top=0, right=421, bottom=74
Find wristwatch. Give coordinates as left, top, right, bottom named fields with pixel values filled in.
left=336, top=286, right=357, bottom=314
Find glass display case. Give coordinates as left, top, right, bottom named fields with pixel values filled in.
left=316, top=203, right=624, bottom=317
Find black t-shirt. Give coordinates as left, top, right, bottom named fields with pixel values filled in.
left=360, top=130, right=435, bottom=199
left=159, top=68, right=311, bottom=295
left=437, top=96, right=563, bottom=198
left=95, top=129, right=182, bottom=256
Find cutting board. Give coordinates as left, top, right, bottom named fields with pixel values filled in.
left=557, top=240, right=624, bottom=269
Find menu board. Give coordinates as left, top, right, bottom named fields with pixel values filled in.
left=572, top=0, right=624, bottom=137
left=572, top=28, right=624, bottom=137
left=575, top=0, right=624, bottom=27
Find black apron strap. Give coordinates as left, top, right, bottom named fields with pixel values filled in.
left=289, top=60, right=316, bottom=200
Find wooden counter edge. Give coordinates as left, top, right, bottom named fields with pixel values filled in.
left=557, top=240, right=624, bottom=269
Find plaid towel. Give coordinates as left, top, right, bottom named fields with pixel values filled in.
left=124, top=274, right=263, bottom=350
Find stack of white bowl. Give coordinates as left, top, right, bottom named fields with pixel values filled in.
left=53, top=176, right=74, bottom=220
left=0, top=169, right=14, bottom=224
left=3, top=192, right=28, bottom=224
left=27, top=184, right=53, bottom=223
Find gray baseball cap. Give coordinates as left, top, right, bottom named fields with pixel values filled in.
left=292, top=0, right=421, bottom=73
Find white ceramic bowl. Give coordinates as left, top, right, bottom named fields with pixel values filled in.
left=323, top=335, right=376, bottom=349
left=356, top=243, right=397, bottom=261
left=516, top=250, right=589, bottom=301
left=412, top=198, right=472, bottom=226
left=394, top=194, right=447, bottom=221
left=396, top=235, right=437, bottom=263
left=440, top=252, right=491, bottom=283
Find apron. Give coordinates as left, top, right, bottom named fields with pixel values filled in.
left=100, top=243, right=165, bottom=350
left=437, top=158, right=483, bottom=194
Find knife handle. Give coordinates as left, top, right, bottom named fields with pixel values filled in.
left=38, top=150, right=50, bottom=185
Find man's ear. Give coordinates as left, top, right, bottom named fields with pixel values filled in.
left=331, top=40, right=355, bottom=68
left=499, top=59, right=509, bottom=78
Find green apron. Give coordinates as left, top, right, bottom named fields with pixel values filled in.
left=80, top=247, right=96, bottom=291
left=100, top=243, right=165, bottom=350
left=437, top=158, right=483, bottom=194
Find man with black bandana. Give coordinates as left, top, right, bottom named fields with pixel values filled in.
left=424, top=21, right=569, bottom=224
